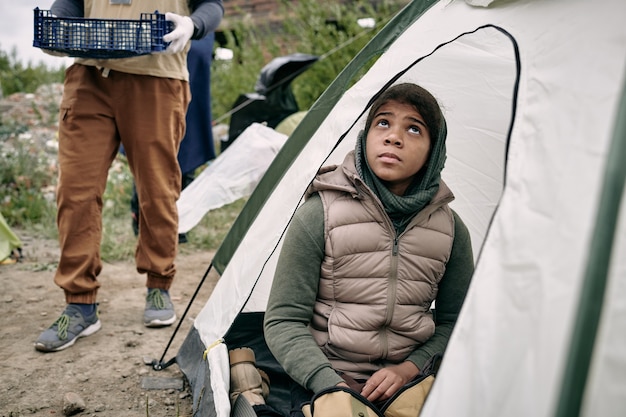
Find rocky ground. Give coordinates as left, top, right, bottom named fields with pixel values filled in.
left=0, top=229, right=220, bottom=416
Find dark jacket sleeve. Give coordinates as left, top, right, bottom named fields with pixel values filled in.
left=189, top=0, right=224, bottom=39
left=405, top=210, right=474, bottom=371
left=50, top=0, right=84, bottom=17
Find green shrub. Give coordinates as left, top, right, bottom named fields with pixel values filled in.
left=0, top=128, right=57, bottom=230
left=0, top=45, right=65, bottom=96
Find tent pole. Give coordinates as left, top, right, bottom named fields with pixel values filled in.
left=554, top=78, right=626, bottom=417
left=148, top=262, right=215, bottom=371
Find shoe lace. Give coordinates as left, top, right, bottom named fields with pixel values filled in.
left=54, top=314, right=71, bottom=341
left=147, top=289, right=166, bottom=310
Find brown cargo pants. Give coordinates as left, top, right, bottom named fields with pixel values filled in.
left=55, top=64, right=190, bottom=304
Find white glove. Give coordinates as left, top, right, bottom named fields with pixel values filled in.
left=163, top=12, right=194, bottom=54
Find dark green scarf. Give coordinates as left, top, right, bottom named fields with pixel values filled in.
left=355, top=121, right=447, bottom=234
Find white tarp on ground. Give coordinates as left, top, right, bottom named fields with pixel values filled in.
left=177, top=123, right=288, bottom=234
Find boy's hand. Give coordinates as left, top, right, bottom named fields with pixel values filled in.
left=163, top=12, right=194, bottom=54
left=360, top=361, right=420, bottom=402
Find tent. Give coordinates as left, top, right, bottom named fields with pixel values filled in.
left=0, top=212, right=22, bottom=265
left=171, top=0, right=626, bottom=416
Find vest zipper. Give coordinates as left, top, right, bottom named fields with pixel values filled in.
left=381, top=235, right=400, bottom=359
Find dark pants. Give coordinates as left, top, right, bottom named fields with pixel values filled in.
left=250, top=381, right=312, bottom=417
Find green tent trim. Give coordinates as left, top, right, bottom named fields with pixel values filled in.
left=555, top=65, right=626, bottom=417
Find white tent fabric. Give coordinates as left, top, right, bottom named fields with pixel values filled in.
left=177, top=123, right=287, bottom=233
left=177, top=0, right=626, bottom=416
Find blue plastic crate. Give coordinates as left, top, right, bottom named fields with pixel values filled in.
left=32, top=8, right=174, bottom=59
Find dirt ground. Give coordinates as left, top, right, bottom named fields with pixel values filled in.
left=0, top=230, right=221, bottom=417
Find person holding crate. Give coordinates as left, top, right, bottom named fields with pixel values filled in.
left=34, top=0, right=224, bottom=353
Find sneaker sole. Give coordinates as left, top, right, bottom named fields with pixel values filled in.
left=143, top=314, right=177, bottom=328
left=34, top=319, right=102, bottom=353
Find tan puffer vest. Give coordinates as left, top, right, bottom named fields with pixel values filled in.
left=308, top=153, right=454, bottom=379
left=76, top=0, right=191, bottom=80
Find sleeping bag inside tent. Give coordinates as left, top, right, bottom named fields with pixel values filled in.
left=174, top=1, right=626, bottom=417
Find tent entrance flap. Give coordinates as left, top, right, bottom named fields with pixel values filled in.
left=241, top=24, right=519, bottom=317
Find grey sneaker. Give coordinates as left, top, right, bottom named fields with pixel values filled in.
left=143, top=289, right=176, bottom=327
left=34, top=304, right=101, bottom=352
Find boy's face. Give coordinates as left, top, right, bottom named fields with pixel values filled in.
left=365, top=100, right=432, bottom=195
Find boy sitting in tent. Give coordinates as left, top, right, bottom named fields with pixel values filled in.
left=228, top=83, right=475, bottom=417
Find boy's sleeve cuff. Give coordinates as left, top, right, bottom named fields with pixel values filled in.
left=307, top=367, right=345, bottom=394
